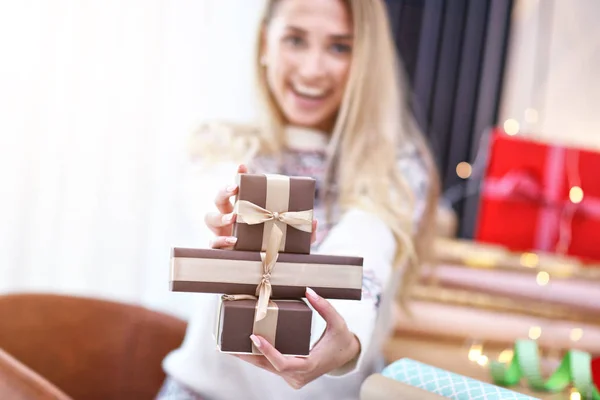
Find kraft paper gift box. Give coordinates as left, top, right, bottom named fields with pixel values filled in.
left=475, top=128, right=600, bottom=263
left=215, top=295, right=312, bottom=356
left=232, top=173, right=315, bottom=254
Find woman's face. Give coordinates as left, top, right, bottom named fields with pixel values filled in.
left=262, top=0, right=353, bottom=131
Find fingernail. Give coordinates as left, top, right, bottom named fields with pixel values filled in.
left=222, top=214, right=232, bottom=223
left=226, top=237, right=237, bottom=244
left=306, top=287, right=319, bottom=301
left=227, top=185, right=237, bottom=193
left=250, top=335, right=261, bottom=348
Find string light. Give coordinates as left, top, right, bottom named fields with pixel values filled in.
left=536, top=271, right=550, bottom=286
left=520, top=253, right=539, bottom=268
left=569, top=186, right=584, bottom=204
left=571, top=389, right=581, bottom=400
left=570, top=328, right=583, bottom=342
left=524, top=108, right=539, bottom=123
left=498, top=349, right=514, bottom=363
left=468, top=344, right=483, bottom=361
left=503, top=119, right=520, bottom=135
left=456, top=162, right=472, bottom=179
left=477, top=355, right=489, bottom=366
left=528, top=326, right=542, bottom=340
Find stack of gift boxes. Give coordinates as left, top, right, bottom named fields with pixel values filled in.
left=169, top=173, right=363, bottom=356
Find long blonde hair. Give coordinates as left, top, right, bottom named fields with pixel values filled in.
left=251, top=0, right=441, bottom=305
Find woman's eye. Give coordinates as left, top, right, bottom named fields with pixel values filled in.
left=284, top=35, right=304, bottom=47
left=331, top=43, right=351, bottom=54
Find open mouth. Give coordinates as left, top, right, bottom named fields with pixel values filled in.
left=291, top=83, right=330, bottom=100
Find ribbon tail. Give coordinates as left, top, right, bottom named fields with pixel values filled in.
left=255, top=284, right=271, bottom=322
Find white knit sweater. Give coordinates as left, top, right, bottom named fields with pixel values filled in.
left=161, top=126, right=428, bottom=400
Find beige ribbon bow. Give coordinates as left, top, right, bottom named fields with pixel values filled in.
left=234, top=200, right=313, bottom=233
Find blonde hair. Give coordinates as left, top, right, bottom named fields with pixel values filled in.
left=191, top=0, right=440, bottom=307
left=253, top=0, right=440, bottom=305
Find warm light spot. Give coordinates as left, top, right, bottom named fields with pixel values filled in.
left=571, top=390, right=581, bottom=400
left=536, top=271, right=550, bottom=286
left=468, top=344, right=483, bottom=361
left=570, top=328, right=583, bottom=342
left=520, top=253, right=539, bottom=268
left=456, top=162, right=472, bottom=179
left=570, top=186, right=584, bottom=204
left=529, top=326, right=542, bottom=340
left=498, top=349, right=514, bottom=363
left=525, top=108, right=538, bottom=123
left=504, top=119, right=520, bottom=135
left=477, top=355, right=489, bottom=366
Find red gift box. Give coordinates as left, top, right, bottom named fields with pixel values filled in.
left=475, top=128, right=600, bottom=262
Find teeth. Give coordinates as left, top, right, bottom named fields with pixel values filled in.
left=293, top=83, right=326, bottom=97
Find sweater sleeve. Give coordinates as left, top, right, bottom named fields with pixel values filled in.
left=311, top=207, right=398, bottom=377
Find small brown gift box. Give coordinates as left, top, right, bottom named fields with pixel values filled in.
left=232, top=173, right=315, bottom=254
left=215, top=295, right=312, bottom=356
left=170, top=247, right=363, bottom=300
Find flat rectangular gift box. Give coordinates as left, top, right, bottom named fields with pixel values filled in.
left=170, top=247, right=363, bottom=300
left=215, top=297, right=312, bottom=356
left=232, top=173, right=315, bottom=254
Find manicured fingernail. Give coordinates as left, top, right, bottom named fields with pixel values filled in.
left=227, top=185, right=237, bottom=193
left=250, top=335, right=261, bottom=348
left=222, top=214, right=233, bottom=223
left=226, top=237, right=237, bottom=244
left=306, top=287, right=319, bottom=301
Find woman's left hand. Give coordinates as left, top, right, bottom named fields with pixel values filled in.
left=233, top=287, right=361, bottom=390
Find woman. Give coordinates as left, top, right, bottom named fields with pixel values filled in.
left=158, top=0, right=439, bottom=398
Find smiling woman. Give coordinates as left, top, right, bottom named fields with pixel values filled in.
left=157, top=0, right=440, bottom=399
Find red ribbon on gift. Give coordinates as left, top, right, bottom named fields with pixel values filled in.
left=482, top=145, right=600, bottom=254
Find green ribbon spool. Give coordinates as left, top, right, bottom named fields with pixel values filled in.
left=490, top=339, right=600, bottom=399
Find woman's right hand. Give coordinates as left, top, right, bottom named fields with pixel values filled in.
left=204, top=164, right=317, bottom=249
left=203, top=164, right=248, bottom=249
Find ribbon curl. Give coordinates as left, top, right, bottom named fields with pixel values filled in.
left=235, top=199, right=313, bottom=233
left=490, top=339, right=600, bottom=399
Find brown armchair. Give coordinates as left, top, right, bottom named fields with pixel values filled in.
left=0, top=293, right=187, bottom=400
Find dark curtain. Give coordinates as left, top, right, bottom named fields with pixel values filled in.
left=384, top=0, right=514, bottom=238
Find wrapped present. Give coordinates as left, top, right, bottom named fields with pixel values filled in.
left=381, top=358, right=538, bottom=399
left=232, top=173, right=315, bottom=254
left=475, top=129, right=600, bottom=262
left=169, top=246, right=363, bottom=300
left=215, top=295, right=312, bottom=356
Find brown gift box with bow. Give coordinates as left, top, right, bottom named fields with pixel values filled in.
left=170, top=224, right=363, bottom=356
left=232, top=173, right=315, bottom=254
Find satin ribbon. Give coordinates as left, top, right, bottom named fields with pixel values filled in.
left=235, top=199, right=314, bottom=233
left=490, top=339, right=600, bottom=399
left=483, top=146, right=600, bottom=253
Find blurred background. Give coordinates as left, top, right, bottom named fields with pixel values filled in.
left=0, top=0, right=599, bottom=399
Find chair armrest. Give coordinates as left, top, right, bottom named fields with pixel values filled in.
left=0, top=347, right=72, bottom=400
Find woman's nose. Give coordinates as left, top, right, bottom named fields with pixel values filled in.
left=297, top=49, right=327, bottom=80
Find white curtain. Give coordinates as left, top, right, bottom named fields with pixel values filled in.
left=0, top=0, right=264, bottom=319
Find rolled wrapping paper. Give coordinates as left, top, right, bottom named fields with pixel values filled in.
left=359, top=373, right=447, bottom=400
left=382, top=358, right=539, bottom=399
left=394, top=301, right=600, bottom=353
left=433, top=237, right=600, bottom=280
left=421, top=264, right=600, bottom=312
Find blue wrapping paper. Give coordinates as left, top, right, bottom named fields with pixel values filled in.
left=382, top=358, right=539, bottom=399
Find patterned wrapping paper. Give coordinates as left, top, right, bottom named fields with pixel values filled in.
left=382, top=358, right=539, bottom=399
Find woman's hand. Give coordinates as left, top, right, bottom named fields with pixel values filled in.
left=234, top=287, right=361, bottom=390
left=204, top=164, right=317, bottom=248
